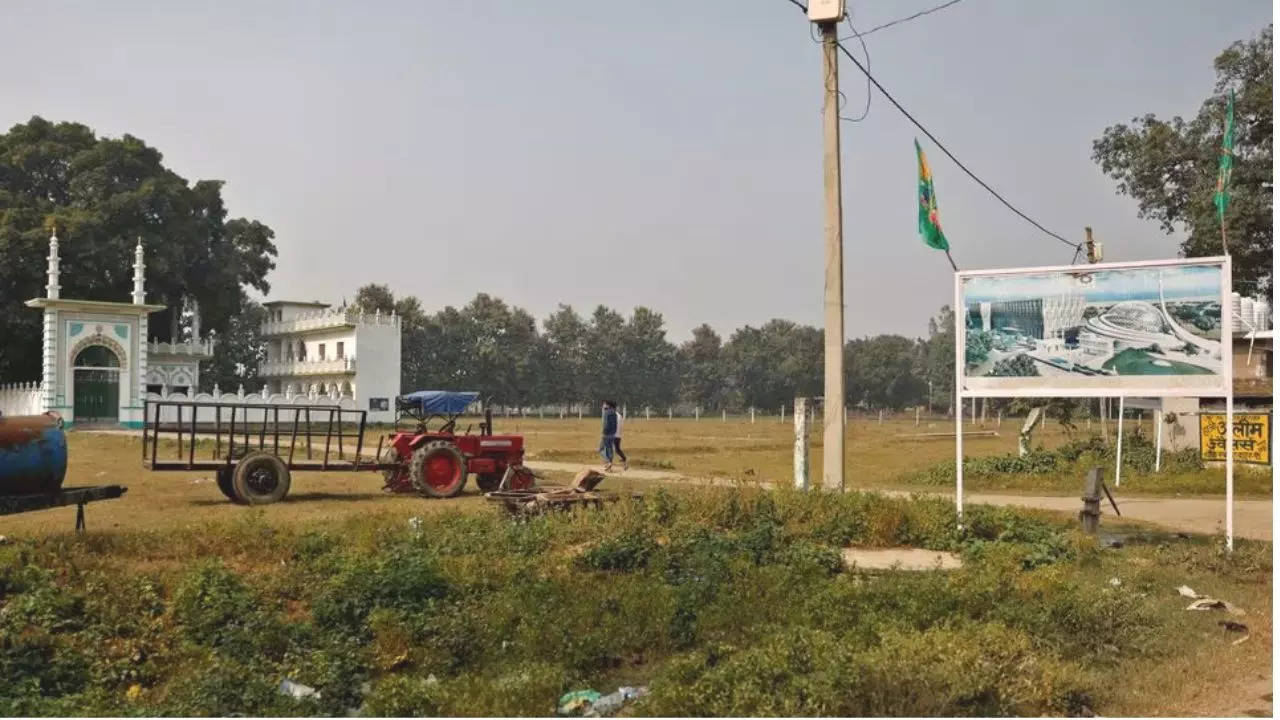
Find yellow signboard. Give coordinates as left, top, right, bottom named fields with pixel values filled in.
left=1200, top=413, right=1271, bottom=465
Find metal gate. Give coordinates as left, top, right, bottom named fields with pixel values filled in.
left=74, top=369, right=119, bottom=423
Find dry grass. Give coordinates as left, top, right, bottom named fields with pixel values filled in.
left=1, top=420, right=1271, bottom=717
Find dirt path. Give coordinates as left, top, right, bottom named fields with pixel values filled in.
left=526, top=461, right=1273, bottom=541
left=82, top=430, right=1270, bottom=542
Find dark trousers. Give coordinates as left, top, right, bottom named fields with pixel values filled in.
left=612, top=437, right=627, bottom=462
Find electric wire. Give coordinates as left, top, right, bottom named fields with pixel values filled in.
left=787, top=0, right=1082, bottom=254
left=858, top=0, right=964, bottom=37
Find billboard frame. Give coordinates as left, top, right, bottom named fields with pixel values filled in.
left=953, top=256, right=1231, bottom=399
left=951, top=256, right=1235, bottom=551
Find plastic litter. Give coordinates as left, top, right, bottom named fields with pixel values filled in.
left=584, top=686, right=649, bottom=717
left=279, top=678, right=320, bottom=700
left=557, top=690, right=601, bottom=716
left=1108, top=577, right=1121, bottom=587
left=1176, top=585, right=1245, bottom=615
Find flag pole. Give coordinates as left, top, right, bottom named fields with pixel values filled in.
left=944, top=249, right=958, bottom=272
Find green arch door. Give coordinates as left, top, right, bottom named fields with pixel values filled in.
left=73, top=346, right=121, bottom=424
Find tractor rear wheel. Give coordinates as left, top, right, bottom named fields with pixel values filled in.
left=475, top=472, right=503, bottom=493
left=409, top=441, right=467, bottom=498
left=232, top=452, right=291, bottom=504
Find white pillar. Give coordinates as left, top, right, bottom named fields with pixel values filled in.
left=794, top=397, right=810, bottom=490
left=721, top=409, right=726, bottom=422
left=695, top=406, right=700, bottom=421
left=750, top=407, right=755, bottom=424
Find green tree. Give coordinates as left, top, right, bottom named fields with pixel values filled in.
left=679, top=324, right=727, bottom=410
left=846, top=335, right=927, bottom=410
left=617, top=307, right=679, bottom=410
left=0, top=117, right=277, bottom=380
left=723, top=320, right=821, bottom=410
left=922, top=306, right=955, bottom=411
left=200, top=296, right=267, bottom=392
left=541, top=305, right=589, bottom=407
left=1092, top=25, right=1272, bottom=294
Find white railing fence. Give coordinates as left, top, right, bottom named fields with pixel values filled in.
left=144, top=385, right=357, bottom=425
left=0, top=382, right=44, bottom=417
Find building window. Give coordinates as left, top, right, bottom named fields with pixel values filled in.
left=336, top=341, right=344, bottom=359
left=318, top=343, right=326, bottom=359
left=146, top=384, right=163, bottom=395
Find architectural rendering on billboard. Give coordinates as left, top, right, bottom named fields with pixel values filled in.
left=955, top=257, right=1230, bottom=397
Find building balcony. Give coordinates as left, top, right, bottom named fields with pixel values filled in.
left=148, top=338, right=215, bottom=358
left=259, top=357, right=357, bottom=377
left=261, top=307, right=399, bottom=336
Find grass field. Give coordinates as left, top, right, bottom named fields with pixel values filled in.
left=0, top=418, right=1271, bottom=716
left=0, top=486, right=1271, bottom=716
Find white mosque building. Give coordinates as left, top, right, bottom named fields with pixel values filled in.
left=15, top=232, right=214, bottom=427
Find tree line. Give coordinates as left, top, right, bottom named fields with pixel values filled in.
left=250, top=284, right=958, bottom=413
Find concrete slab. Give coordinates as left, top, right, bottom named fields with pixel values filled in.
left=842, top=547, right=963, bottom=571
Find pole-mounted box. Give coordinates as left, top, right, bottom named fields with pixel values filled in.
left=807, top=0, right=845, bottom=23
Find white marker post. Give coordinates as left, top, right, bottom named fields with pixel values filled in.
left=794, top=397, right=810, bottom=490
left=1113, top=396, right=1125, bottom=487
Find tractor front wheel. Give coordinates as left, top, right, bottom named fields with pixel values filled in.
left=409, top=441, right=467, bottom=498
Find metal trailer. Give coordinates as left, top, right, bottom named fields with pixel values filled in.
left=141, top=399, right=395, bottom=504
left=0, top=485, right=129, bottom=532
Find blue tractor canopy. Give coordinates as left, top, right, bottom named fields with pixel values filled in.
left=397, top=391, right=481, bottom=417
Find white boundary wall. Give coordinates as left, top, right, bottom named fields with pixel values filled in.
left=0, top=382, right=44, bottom=416
left=143, top=387, right=358, bottom=425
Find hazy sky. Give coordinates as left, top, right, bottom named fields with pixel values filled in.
left=2, top=1, right=1270, bottom=343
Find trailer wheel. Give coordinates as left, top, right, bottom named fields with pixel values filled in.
left=475, top=472, right=503, bottom=493
left=215, top=467, right=238, bottom=502
left=409, top=441, right=466, bottom=498
left=232, top=452, right=291, bottom=504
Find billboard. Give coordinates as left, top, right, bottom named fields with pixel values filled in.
left=1200, top=413, right=1271, bottom=465
left=955, top=257, right=1229, bottom=397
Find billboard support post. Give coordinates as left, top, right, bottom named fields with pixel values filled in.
left=1113, top=396, right=1125, bottom=487
left=1155, top=410, right=1163, bottom=472
left=954, top=272, right=964, bottom=527
left=1225, top=256, right=1234, bottom=551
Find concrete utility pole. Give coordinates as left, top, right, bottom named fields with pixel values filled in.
left=817, top=10, right=846, bottom=492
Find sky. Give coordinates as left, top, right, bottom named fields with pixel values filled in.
left=1, top=0, right=1270, bottom=343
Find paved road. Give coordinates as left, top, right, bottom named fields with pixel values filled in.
left=525, top=460, right=1272, bottom=541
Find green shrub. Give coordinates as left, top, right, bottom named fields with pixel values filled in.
left=311, top=547, right=449, bottom=634
left=578, top=529, right=659, bottom=571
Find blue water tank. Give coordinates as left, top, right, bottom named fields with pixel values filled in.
left=0, top=413, right=68, bottom=496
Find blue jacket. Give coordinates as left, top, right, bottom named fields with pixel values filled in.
left=601, top=408, right=617, bottom=436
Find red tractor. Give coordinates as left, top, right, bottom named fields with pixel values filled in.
left=379, top=391, right=536, bottom=498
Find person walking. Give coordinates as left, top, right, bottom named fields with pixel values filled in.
left=612, top=404, right=629, bottom=471
left=599, top=400, right=618, bottom=471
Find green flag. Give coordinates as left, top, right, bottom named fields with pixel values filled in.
left=916, top=139, right=948, bottom=251
left=1214, top=88, right=1235, bottom=224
